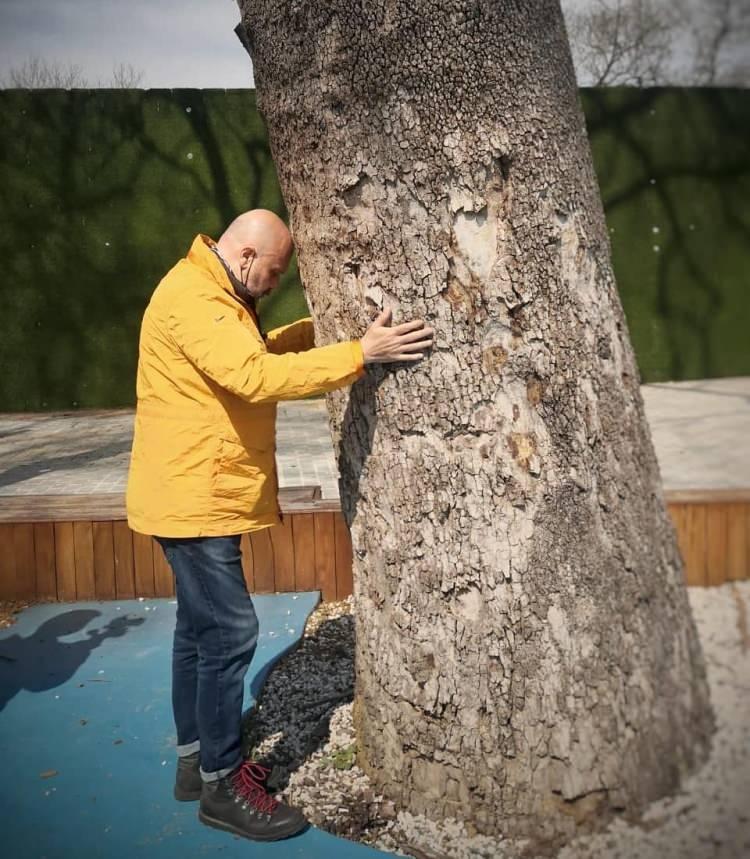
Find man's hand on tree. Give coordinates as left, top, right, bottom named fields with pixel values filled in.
left=360, top=307, right=434, bottom=365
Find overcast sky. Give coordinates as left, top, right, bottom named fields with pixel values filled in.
left=0, top=0, right=254, bottom=88
left=0, top=0, right=738, bottom=88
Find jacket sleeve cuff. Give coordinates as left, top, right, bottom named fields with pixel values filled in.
left=350, top=339, right=366, bottom=377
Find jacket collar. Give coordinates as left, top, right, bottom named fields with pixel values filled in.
left=186, top=233, right=259, bottom=322
left=187, top=233, right=231, bottom=292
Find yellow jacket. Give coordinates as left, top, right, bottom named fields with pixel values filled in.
left=126, top=234, right=366, bottom=537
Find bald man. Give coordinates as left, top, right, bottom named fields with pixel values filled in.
left=125, top=211, right=433, bottom=843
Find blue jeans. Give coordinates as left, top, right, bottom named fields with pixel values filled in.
left=155, top=534, right=259, bottom=782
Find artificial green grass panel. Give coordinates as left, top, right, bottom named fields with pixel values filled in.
left=583, top=87, right=750, bottom=383
left=0, top=87, right=748, bottom=411
left=0, top=89, right=306, bottom=411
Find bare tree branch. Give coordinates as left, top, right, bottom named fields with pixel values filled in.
left=108, top=63, right=145, bottom=89
left=566, top=0, right=679, bottom=86
left=3, top=57, right=146, bottom=89
left=7, top=58, right=88, bottom=89
left=565, top=0, right=750, bottom=86
left=683, top=0, right=750, bottom=85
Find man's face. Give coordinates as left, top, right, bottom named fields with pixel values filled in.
left=239, top=243, right=293, bottom=299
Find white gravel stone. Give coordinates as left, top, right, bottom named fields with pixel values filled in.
left=245, top=582, right=749, bottom=858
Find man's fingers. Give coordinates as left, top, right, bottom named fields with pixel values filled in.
left=399, top=327, right=435, bottom=343
left=394, top=318, right=426, bottom=333
left=397, top=338, right=432, bottom=352
left=372, top=307, right=392, bottom=326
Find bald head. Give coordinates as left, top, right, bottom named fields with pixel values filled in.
left=215, top=209, right=294, bottom=299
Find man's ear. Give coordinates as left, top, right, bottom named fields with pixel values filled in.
left=240, top=246, right=257, bottom=266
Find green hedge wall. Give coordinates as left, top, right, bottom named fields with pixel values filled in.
left=0, top=87, right=747, bottom=411
left=585, top=87, right=749, bottom=385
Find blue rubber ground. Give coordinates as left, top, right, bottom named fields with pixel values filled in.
left=0, top=593, right=390, bottom=858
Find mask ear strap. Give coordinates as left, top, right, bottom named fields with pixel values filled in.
left=210, top=245, right=259, bottom=327
left=243, top=254, right=253, bottom=289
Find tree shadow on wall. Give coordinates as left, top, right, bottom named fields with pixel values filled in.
left=0, top=88, right=288, bottom=412
left=582, top=86, right=750, bottom=381
left=0, top=90, right=150, bottom=412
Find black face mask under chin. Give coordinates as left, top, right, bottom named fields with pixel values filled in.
left=210, top=247, right=258, bottom=317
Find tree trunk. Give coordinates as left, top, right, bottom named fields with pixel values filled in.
left=237, top=0, right=715, bottom=849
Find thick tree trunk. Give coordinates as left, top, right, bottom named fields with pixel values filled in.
left=238, top=0, right=714, bottom=848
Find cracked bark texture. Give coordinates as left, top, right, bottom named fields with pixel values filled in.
left=237, top=0, right=715, bottom=849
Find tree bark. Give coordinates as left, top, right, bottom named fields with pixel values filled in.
left=237, top=0, right=715, bottom=849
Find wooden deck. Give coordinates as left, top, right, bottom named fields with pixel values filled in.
left=666, top=489, right=750, bottom=586
left=0, top=488, right=747, bottom=603
left=0, top=487, right=354, bottom=604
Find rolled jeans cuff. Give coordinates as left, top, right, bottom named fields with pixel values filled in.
left=200, top=756, right=242, bottom=783
left=176, top=739, right=201, bottom=757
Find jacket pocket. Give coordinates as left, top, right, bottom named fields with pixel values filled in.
left=213, top=437, right=275, bottom=503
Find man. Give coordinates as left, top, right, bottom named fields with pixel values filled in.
left=125, top=209, right=434, bottom=842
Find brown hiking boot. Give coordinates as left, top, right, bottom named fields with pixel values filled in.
left=174, top=751, right=202, bottom=801
left=175, top=752, right=271, bottom=802
left=198, top=760, right=309, bottom=841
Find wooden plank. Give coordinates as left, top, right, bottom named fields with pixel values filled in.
left=705, top=503, right=729, bottom=587
left=0, top=523, right=18, bottom=599
left=250, top=528, right=275, bottom=593
left=334, top=512, right=354, bottom=600
left=93, top=522, right=116, bottom=600
left=132, top=531, right=155, bottom=598
left=240, top=532, right=255, bottom=592
left=54, top=522, right=77, bottom=601
left=12, top=523, right=36, bottom=600
left=0, top=406, right=135, bottom=419
left=0, top=485, right=325, bottom=524
left=667, top=504, right=689, bottom=581
left=279, top=485, right=321, bottom=505
left=680, top=504, right=707, bottom=587
left=292, top=513, right=316, bottom=591
left=0, top=494, right=127, bottom=524
left=726, top=502, right=748, bottom=582
left=73, top=521, right=96, bottom=599
left=281, top=499, right=343, bottom=514
left=269, top=516, right=296, bottom=593
left=152, top=539, right=175, bottom=597
left=664, top=488, right=750, bottom=505
left=113, top=521, right=135, bottom=599
left=314, top=512, right=337, bottom=602
left=33, top=522, right=57, bottom=600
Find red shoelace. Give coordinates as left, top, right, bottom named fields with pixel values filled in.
left=230, top=761, right=279, bottom=815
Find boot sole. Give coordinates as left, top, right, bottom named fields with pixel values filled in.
left=198, top=808, right=308, bottom=842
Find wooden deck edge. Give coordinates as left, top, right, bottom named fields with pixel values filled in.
left=0, top=492, right=747, bottom=601
left=2, top=486, right=748, bottom=524
left=0, top=407, right=136, bottom=419
left=663, top=488, right=750, bottom=504
left=0, top=485, right=338, bottom=524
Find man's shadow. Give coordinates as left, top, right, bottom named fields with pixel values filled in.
left=0, top=610, right=145, bottom=712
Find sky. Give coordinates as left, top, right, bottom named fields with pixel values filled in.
left=0, top=0, right=741, bottom=89
left=0, top=0, right=255, bottom=88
